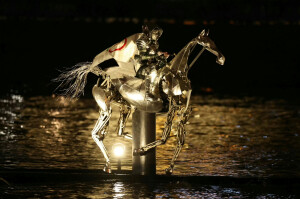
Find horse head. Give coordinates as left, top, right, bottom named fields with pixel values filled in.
left=196, top=29, right=225, bottom=65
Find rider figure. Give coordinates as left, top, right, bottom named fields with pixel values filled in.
left=135, top=25, right=168, bottom=99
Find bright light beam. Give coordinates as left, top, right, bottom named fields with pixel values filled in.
left=113, top=143, right=125, bottom=157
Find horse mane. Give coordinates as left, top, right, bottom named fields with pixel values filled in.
left=168, top=39, right=198, bottom=75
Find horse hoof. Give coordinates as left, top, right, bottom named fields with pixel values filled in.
left=103, top=166, right=112, bottom=174
left=139, top=148, right=146, bottom=155
left=133, top=148, right=146, bottom=156
left=165, top=167, right=173, bottom=175
left=133, top=149, right=139, bottom=156
left=103, top=162, right=111, bottom=174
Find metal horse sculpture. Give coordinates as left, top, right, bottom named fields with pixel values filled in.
left=55, top=29, right=225, bottom=174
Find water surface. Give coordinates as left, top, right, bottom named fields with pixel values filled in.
left=2, top=180, right=296, bottom=198
left=1, top=94, right=299, bottom=177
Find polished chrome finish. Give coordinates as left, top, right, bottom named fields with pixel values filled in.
left=91, top=83, right=113, bottom=173
left=135, top=98, right=177, bottom=154
left=117, top=77, right=163, bottom=113
left=132, top=110, right=156, bottom=175
left=55, top=26, right=225, bottom=174
left=92, top=85, right=110, bottom=112
left=196, top=29, right=225, bottom=65
left=116, top=103, right=132, bottom=139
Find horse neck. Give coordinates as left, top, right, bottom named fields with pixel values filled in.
left=169, top=39, right=198, bottom=76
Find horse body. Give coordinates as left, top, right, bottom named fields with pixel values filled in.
left=55, top=29, right=225, bottom=174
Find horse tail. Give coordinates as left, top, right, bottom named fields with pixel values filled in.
left=53, top=62, right=93, bottom=99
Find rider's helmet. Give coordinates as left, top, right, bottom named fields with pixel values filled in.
left=137, top=25, right=163, bottom=55
left=150, top=27, right=163, bottom=41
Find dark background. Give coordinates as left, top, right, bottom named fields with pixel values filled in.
left=1, top=0, right=299, bottom=99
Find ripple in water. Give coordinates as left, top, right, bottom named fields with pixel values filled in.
left=0, top=94, right=299, bottom=177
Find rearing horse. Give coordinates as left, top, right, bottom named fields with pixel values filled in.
left=54, top=29, right=225, bottom=174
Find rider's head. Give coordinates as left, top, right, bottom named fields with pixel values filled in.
left=150, top=27, right=163, bottom=41
left=142, top=25, right=150, bottom=36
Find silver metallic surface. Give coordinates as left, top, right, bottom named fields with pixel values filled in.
left=116, top=103, right=132, bottom=139
left=114, top=76, right=163, bottom=113
left=56, top=26, right=225, bottom=174
left=132, top=110, right=156, bottom=175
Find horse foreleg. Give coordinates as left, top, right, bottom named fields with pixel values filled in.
left=116, top=104, right=132, bottom=139
left=166, top=106, right=192, bottom=175
left=133, top=103, right=177, bottom=156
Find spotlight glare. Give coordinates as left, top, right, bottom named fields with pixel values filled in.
left=113, top=143, right=125, bottom=157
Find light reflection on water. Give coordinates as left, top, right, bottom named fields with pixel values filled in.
left=0, top=94, right=300, bottom=177
left=1, top=180, right=296, bottom=198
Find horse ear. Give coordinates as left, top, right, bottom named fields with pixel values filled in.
left=206, top=29, right=209, bottom=36
left=200, top=29, right=205, bottom=36
left=142, top=25, right=149, bottom=35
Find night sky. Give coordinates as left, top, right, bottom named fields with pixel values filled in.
left=1, top=0, right=299, bottom=98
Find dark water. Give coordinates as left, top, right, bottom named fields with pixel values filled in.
left=2, top=180, right=297, bottom=199
left=0, top=93, right=299, bottom=198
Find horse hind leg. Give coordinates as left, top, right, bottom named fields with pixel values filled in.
left=91, top=84, right=112, bottom=173
left=116, top=103, right=132, bottom=139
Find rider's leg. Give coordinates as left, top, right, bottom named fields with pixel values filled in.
left=165, top=106, right=192, bottom=174
left=91, top=83, right=112, bottom=173
left=133, top=99, right=177, bottom=155
left=116, top=103, right=132, bottom=139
